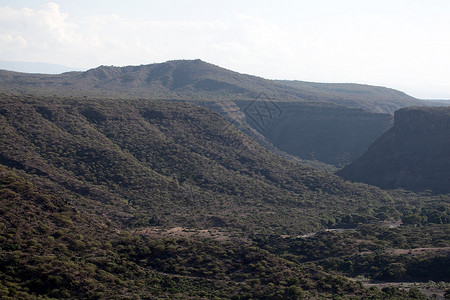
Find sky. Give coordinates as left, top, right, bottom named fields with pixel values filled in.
left=0, top=0, right=450, bottom=99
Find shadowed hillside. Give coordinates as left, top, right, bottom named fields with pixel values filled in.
left=234, top=100, right=392, bottom=166
left=338, top=106, right=450, bottom=194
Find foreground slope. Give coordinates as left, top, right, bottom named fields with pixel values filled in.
left=2, top=165, right=379, bottom=299
left=3, top=164, right=433, bottom=299
left=338, top=106, right=450, bottom=194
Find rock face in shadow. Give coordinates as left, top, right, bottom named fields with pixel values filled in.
left=337, top=107, right=450, bottom=194
left=234, top=101, right=393, bottom=166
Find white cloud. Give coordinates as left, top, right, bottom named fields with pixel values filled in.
left=0, top=3, right=301, bottom=69
left=0, top=34, right=28, bottom=49
left=0, top=3, right=82, bottom=62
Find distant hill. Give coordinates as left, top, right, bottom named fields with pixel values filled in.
left=0, top=59, right=427, bottom=113
left=0, top=59, right=439, bottom=166
left=428, top=99, right=450, bottom=105
left=0, top=60, right=83, bottom=74
left=337, top=106, right=450, bottom=194
left=275, top=80, right=423, bottom=114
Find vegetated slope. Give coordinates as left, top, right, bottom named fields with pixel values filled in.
left=0, top=93, right=394, bottom=235
left=338, top=106, right=450, bottom=194
left=0, top=165, right=131, bottom=298
left=0, top=94, right=446, bottom=299
left=1, top=166, right=426, bottom=300
left=1, top=165, right=379, bottom=299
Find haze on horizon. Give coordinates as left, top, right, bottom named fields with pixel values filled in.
left=1, top=0, right=450, bottom=99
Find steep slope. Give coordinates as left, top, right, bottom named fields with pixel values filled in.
left=338, top=107, right=450, bottom=194
left=0, top=93, right=394, bottom=234
left=234, top=100, right=392, bottom=166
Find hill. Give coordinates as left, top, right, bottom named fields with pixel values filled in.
left=338, top=106, right=450, bottom=194
left=0, top=59, right=427, bottom=113
left=0, top=93, right=392, bottom=234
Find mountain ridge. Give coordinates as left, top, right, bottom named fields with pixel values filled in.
left=0, top=59, right=430, bottom=113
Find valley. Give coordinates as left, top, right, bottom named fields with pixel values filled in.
left=0, top=61, right=449, bottom=299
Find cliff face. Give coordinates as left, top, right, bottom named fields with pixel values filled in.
left=235, top=101, right=392, bottom=166
left=337, top=107, right=450, bottom=194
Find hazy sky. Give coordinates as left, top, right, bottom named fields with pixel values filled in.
left=1, top=0, right=450, bottom=98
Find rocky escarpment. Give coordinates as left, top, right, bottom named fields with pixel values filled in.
left=337, top=107, right=450, bottom=194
